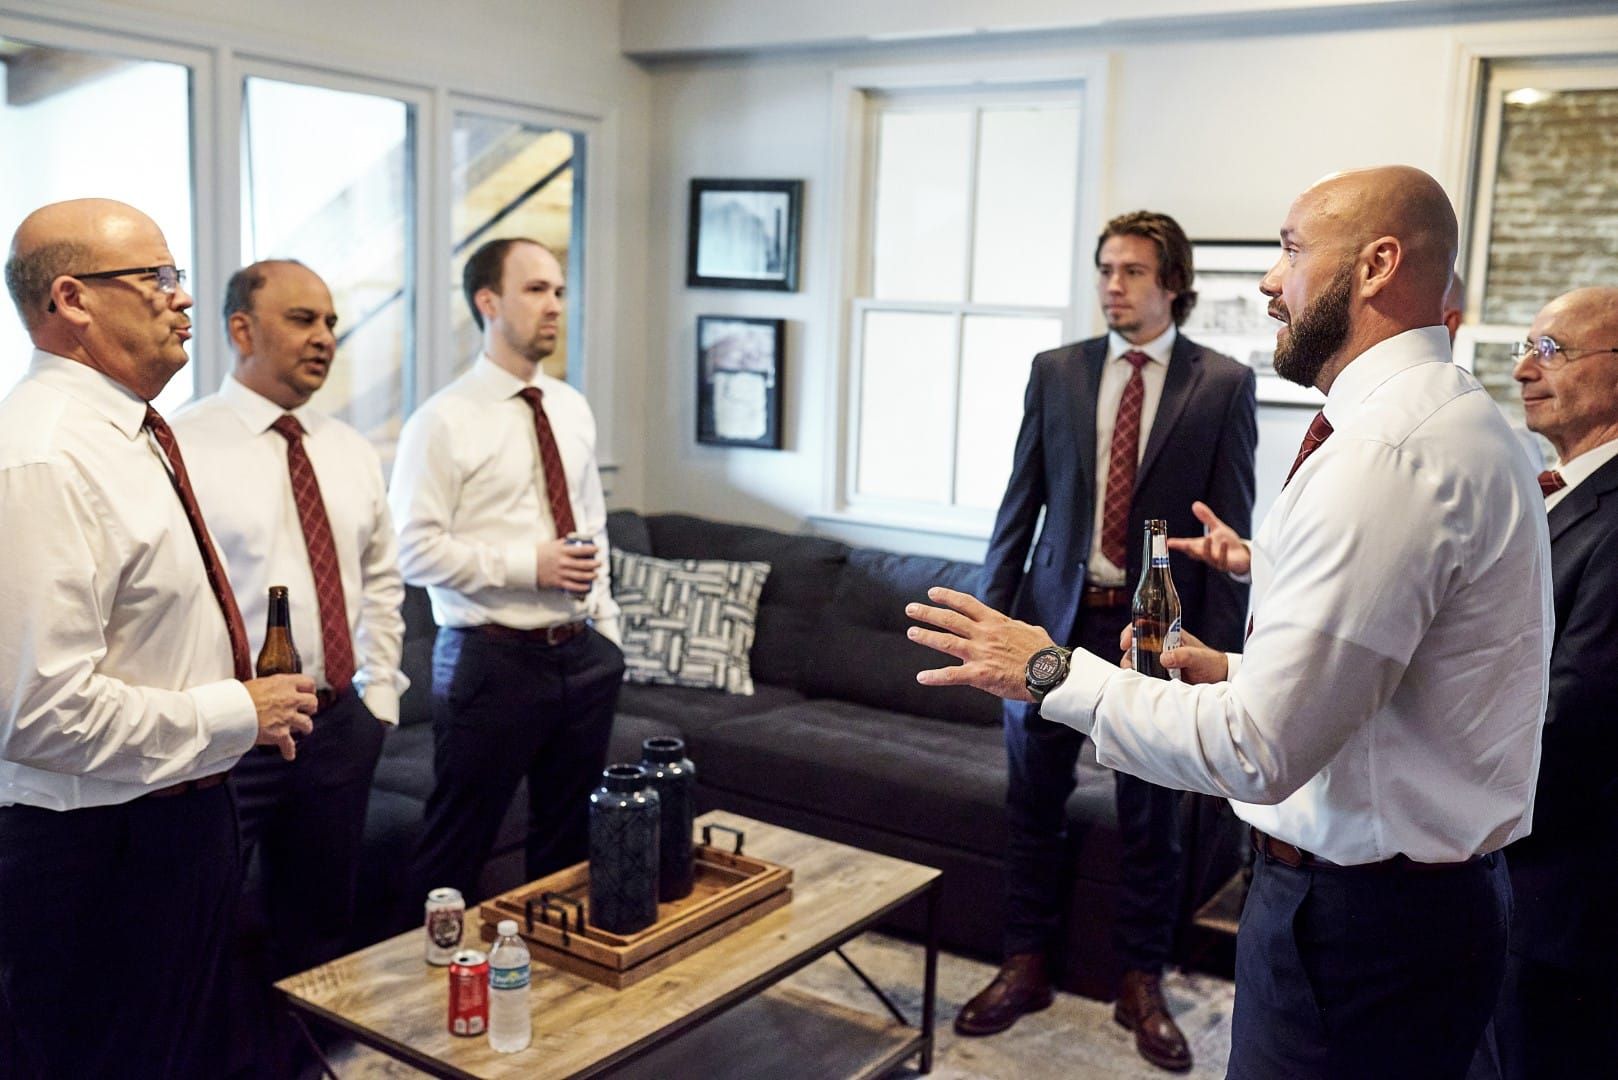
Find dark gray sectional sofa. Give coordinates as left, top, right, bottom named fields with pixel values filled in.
left=357, top=510, right=1241, bottom=1001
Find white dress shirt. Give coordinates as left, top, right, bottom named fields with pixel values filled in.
left=172, top=375, right=407, bottom=723
left=389, top=356, right=620, bottom=642
left=1044, top=326, right=1553, bottom=864
left=1087, top=325, right=1176, bottom=585
left=0, top=351, right=258, bottom=809
left=1545, top=437, right=1618, bottom=512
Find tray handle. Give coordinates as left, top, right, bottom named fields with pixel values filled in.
left=542, top=890, right=587, bottom=933
left=701, top=823, right=745, bottom=855
left=525, top=893, right=585, bottom=947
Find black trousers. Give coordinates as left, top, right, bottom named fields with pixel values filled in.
left=1479, top=949, right=1618, bottom=1080
left=1002, top=607, right=1182, bottom=973
left=1229, top=846, right=1510, bottom=1080
left=409, top=626, right=624, bottom=904
left=0, top=784, right=238, bottom=1079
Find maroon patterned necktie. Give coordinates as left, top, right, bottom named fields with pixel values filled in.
left=1537, top=470, right=1565, bottom=499
left=1283, top=411, right=1335, bottom=489
left=143, top=406, right=253, bottom=681
left=271, top=415, right=354, bottom=692
left=516, top=387, right=578, bottom=538
left=1100, top=351, right=1152, bottom=567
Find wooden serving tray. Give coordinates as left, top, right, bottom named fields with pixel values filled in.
left=478, top=825, right=793, bottom=989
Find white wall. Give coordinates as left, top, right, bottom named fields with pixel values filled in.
left=637, top=7, right=1618, bottom=559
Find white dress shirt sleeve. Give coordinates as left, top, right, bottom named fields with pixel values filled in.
left=1041, top=438, right=1444, bottom=804
left=356, top=460, right=408, bottom=724
left=391, top=406, right=535, bottom=596
left=0, top=460, right=257, bottom=783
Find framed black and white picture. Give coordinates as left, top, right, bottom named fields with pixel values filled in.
left=687, top=179, right=802, bottom=292
left=696, top=315, right=784, bottom=449
left=1182, top=240, right=1321, bottom=407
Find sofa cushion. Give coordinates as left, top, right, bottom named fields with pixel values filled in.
left=803, top=548, right=1000, bottom=726
left=642, top=514, right=849, bottom=691
left=607, top=508, right=653, bottom=556
left=398, top=585, right=439, bottom=728
left=611, top=549, right=770, bottom=694
left=615, top=681, right=806, bottom=742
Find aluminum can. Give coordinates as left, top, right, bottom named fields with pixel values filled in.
left=447, top=948, right=490, bottom=1036
left=424, top=887, right=465, bottom=965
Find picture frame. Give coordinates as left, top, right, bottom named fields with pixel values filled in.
left=1182, top=240, right=1321, bottom=407
left=696, top=315, right=785, bottom=449
left=687, top=179, right=803, bottom=292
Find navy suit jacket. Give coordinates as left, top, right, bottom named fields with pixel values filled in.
left=1505, top=450, right=1618, bottom=973
left=983, top=332, right=1257, bottom=656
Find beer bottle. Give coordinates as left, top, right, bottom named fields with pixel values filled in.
left=255, top=585, right=302, bottom=677
left=1130, top=519, right=1182, bottom=681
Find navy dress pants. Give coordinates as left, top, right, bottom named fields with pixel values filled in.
left=409, top=626, right=624, bottom=904
left=0, top=784, right=238, bottom=1079
left=1002, top=606, right=1182, bottom=973
left=1229, top=846, right=1510, bottom=1079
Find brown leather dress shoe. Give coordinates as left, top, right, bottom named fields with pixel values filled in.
left=954, top=952, right=1055, bottom=1036
left=1113, top=969, right=1192, bottom=1072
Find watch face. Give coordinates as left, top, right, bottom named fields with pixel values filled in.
left=1029, top=648, right=1064, bottom=684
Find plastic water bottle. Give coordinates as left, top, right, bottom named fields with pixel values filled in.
left=487, top=919, right=532, bottom=1053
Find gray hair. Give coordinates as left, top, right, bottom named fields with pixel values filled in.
left=4, top=240, right=90, bottom=329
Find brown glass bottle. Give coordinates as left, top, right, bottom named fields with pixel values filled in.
left=1130, top=520, right=1182, bottom=681
left=255, top=585, right=302, bottom=677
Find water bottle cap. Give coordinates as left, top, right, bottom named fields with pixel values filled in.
left=497, top=919, right=518, bottom=937
left=641, top=735, right=687, bottom=763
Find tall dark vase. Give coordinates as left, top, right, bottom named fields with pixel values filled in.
left=641, top=736, right=696, bottom=901
left=587, top=764, right=661, bottom=935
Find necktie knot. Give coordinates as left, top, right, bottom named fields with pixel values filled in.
left=1122, top=350, right=1151, bottom=373
left=271, top=414, right=305, bottom=441
left=517, top=386, right=543, bottom=408
left=1538, top=469, right=1566, bottom=499
left=143, top=405, right=168, bottom=437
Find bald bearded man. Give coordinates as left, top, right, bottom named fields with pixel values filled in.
left=908, top=167, right=1552, bottom=1078
left=0, top=200, right=315, bottom=1078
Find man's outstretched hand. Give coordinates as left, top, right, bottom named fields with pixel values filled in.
left=907, top=587, right=1055, bottom=703
left=1165, top=500, right=1251, bottom=576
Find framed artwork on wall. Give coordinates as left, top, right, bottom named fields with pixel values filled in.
left=696, top=315, right=784, bottom=449
left=687, top=179, right=802, bottom=291
left=1182, top=240, right=1321, bottom=407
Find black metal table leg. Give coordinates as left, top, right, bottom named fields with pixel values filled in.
left=289, top=1009, right=341, bottom=1080
left=921, top=881, right=939, bottom=1073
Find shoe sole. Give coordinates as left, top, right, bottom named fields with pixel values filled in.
left=1111, top=1011, right=1192, bottom=1073
left=952, top=992, right=1055, bottom=1037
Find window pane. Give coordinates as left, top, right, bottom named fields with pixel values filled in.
left=451, top=114, right=580, bottom=382
left=855, top=310, right=955, bottom=502
left=955, top=315, right=1061, bottom=509
left=0, top=42, right=194, bottom=408
left=972, top=105, right=1080, bottom=307
left=871, top=109, right=972, bottom=302
left=1481, top=85, right=1618, bottom=324
left=242, top=77, right=412, bottom=445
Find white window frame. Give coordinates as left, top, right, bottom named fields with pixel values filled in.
left=814, top=56, right=1110, bottom=542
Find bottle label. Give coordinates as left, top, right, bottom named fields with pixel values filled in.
left=490, top=962, right=530, bottom=991
left=1151, top=533, right=1168, bottom=567
left=1165, top=617, right=1183, bottom=681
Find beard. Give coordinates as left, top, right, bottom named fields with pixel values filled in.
left=501, top=320, right=556, bottom=364
left=1272, top=261, right=1354, bottom=388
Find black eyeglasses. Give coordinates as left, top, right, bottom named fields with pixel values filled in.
left=48, top=265, right=186, bottom=313
left=1511, top=335, right=1618, bottom=369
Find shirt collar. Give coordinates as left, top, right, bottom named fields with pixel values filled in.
left=218, top=373, right=315, bottom=435
left=1107, top=324, right=1177, bottom=366
left=1321, top=325, right=1451, bottom=429
left=470, top=353, right=551, bottom=399
left=1556, top=437, right=1618, bottom=493
left=27, top=348, right=150, bottom=440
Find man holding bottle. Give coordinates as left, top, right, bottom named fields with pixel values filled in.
left=960, top=210, right=1256, bottom=1071
left=173, top=259, right=405, bottom=1070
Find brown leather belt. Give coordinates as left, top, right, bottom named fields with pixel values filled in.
left=469, top=621, right=588, bottom=647
left=1080, top=584, right=1131, bottom=610
left=145, top=772, right=228, bottom=800
left=1251, top=828, right=1482, bottom=873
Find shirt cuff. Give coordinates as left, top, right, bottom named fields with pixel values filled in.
left=361, top=682, right=401, bottom=726
left=189, top=679, right=259, bottom=765
left=502, top=542, right=537, bottom=589
left=1226, top=651, right=1243, bottom=678
left=1037, top=646, right=1117, bottom=736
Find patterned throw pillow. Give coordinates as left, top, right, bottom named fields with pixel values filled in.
left=610, top=550, right=771, bottom=695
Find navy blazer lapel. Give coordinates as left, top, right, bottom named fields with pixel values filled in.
left=1070, top=339, right=1106, bottom=512
left=1136, top=333, right=1204, bottom=487
left=1548, top=451, right=1618, bottom=542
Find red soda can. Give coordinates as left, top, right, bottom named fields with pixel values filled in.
left=447, top=949, right=489, bottom=1036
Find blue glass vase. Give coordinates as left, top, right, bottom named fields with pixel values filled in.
left=588, top=764, right=661, bottom=935
left=640, top=736, right=697, bottom=901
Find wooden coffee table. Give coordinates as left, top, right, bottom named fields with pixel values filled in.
left=277, top=811, right=942, bottom=1078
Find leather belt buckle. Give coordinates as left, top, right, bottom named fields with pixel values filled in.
left=543, top=621, right=586, bottom=646
left=1081, top=584, right=1131, bottom=610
